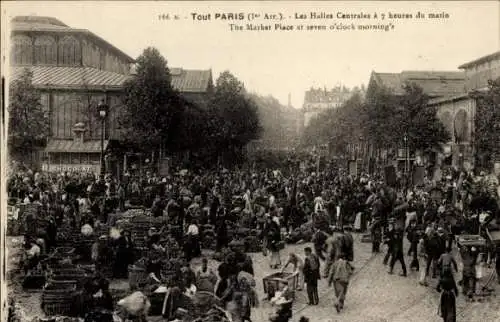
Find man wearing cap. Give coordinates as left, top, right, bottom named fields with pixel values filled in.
left=460, top=245, right=479, bottom=298
left=303, top=247, right=320, bottom=305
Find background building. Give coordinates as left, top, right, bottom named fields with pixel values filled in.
left=9, top=16, right=213, bottom=176
left=302, top=86, right=356, bottom=127
left=430, top=51, right=500, bottom=173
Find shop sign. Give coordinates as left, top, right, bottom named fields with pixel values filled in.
left=42, top=163, right=100, bottom=174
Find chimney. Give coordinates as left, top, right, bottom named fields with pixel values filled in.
left=72, top=122, right=87, bottom=142
left=288, top=93, right=291, bottom=108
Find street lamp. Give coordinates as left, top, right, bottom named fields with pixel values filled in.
left=98, top=100, right=109, bottom=176
left=403, top=134, right=408, bottom=174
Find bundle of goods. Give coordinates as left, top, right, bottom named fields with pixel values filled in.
left=188, top=291, right=224, bottom=319
left=128, top=259, right=149, bottom=290
left=286, top=221, right=314, bottom=243
left=243, top=235, right=262, bottom=253
left=312, top=212, right=330, bottom=232
left=117, top=291, right=151, bottom=319
left=122, top=208, right=146, bottom=219
left=41, top=280, right=77, bottom=316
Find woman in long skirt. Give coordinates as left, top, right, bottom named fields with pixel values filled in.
left=437, top=272, right=458, bottom=322
left=266, top=217, right=282, bottom=269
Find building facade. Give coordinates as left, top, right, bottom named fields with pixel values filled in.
left=431, top=51, right=500, bottom=173
left=302, top=86, right=355, bottom=128
left=10, top=16, right=213, bottom=176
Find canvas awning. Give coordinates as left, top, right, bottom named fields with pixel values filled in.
left=45, top=139, right=109, bottom=153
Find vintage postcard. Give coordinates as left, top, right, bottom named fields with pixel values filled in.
left=1, top=1, right=500, bottom=322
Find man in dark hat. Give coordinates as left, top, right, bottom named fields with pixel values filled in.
left=303, top=247, right=320, bottom=305
left=388, top=226, right=407, bottom=277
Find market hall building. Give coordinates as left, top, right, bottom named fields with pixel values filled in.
left=9, top=16, right=214, bottom=176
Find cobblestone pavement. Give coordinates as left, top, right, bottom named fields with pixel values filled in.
left=7, top=235, right=500, bottom=321
left=289, top=238, right=500, bottom=322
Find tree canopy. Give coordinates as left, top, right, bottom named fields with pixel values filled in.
left=302, top=83, right=450, bottom=156
left=209, top=71, right=261, bottom=148
left=8, top=69, right=49, bottom=160
left=472, top=77, right=500, bottom=170
left=119, top=47, right=184, bottom=150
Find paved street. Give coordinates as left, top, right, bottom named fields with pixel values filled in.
left=8, top=234, right=500, bottom=321
left=285, top=237, right=500, bottom=322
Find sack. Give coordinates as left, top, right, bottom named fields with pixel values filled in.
left=81, top=224, right=94, bottom=236
left=117, top=291, right=151, bottom=316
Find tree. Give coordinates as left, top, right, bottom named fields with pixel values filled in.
left=119, top=47, right=184, bottom=152
left=8, top=68, right=49, bottom=163
left=397, top=83, right=450, bottom=153
left=301, top=92, right=365, bottom=154
left=472, top=77, right=500, bottom=170
left=209, top=71, right=261, bottom=161
left=364, top=83, right=450, bottom=154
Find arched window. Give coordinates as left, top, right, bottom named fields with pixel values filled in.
left=34, top=35, right=57, bottom=65
left=11, top=35, right=32, bottom=65
left=58, top=35, right=81, bottom=66
left=439, top=111, right=454, bottom=138
left=454, top=110, right=469, bottom=143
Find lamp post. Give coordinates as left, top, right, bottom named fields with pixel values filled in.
left=403, top=134, right=409, bottom=174
left=98, top=100, right=109, bottom=176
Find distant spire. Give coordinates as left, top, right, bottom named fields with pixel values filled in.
left=288, top=93, right=291, bottom=107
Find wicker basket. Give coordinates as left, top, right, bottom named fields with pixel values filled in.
left=41, top=299, right=73, bottom=316
left=41, top=285, right=77, bottom=316
left=128, top=265, right=148, bottom=290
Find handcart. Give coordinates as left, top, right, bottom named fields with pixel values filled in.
left=263, top=272, right=299, bottom=300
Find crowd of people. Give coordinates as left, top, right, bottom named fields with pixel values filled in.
left=6, top=157, right=500, bottom=322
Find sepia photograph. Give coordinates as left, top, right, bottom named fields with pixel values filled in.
left=1, top=1, right=500, bottom=322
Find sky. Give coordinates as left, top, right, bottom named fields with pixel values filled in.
left=2, top=1, right=499, bottom=108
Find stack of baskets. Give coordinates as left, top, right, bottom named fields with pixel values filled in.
left=41, top=280, right=77, bottom=316
left=47, top=266, right=88, bottom=289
